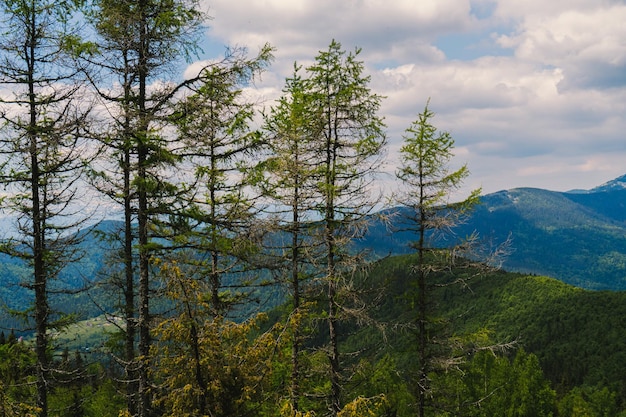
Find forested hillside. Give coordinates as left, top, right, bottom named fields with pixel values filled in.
left=4, top=254, right=626, bottom=416
left=339, top=254, right=626, bottom=416
left=360, top=255, right=626, bottom=394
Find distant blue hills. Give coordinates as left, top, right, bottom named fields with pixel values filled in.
left=361, top=174, right=626, bottom=290
left=2, top=174, right=626, bottom=331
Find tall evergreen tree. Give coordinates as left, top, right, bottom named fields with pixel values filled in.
left=150, top=47, right=273, bottom=416
left=84, top=0, right=205, bottom=415
left=166, top=50, right=272, bottom=316
left=305, top=40, right=386, bottom=416
left=394, top=102, right=483, bottom=417
left=85, top=4, right=141, bottom=404
left=0, top=1, right=92, bottom=415
left=260, top=65, right=322, bottom=413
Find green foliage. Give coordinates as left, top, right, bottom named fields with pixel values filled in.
left=80, top=379, right=126, bottom=417
left=305, top=39, right=387, bottom=211
left=152, top=312, right=280, bottom=417
left=393, top=101, right=485, bottom=417
left=558, top=386, right=623, bottom=417
left=349, top=355, right=413, bottom=416
left=0, top=342, right=37, bottom=411
left=90, top=0, right=205, bottom=63
left=261, top=39, right=388, bottom=416
left=274, top=253, right=617, bottom=416
left=396, top=101, right=480, bottom=215
left=46, top=358, right=125, bottom=417
left=505, top=349, right=557, bottom=417
left=149, top=259, right=282, bottom=417
left=432, top=349, right=556, bottom=417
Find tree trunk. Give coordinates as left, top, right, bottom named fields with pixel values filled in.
left=137, top=0, right=151, bottom=415
left=291, top=200, right=301, bottom=412
left=28, top=9, right=48, bottom=414
left=417, top=165, right=427, bottom=417
left=123, top=145, right=138, bottom=416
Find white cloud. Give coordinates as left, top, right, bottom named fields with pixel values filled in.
left=496, top=3, right=626, bottom=90
left=196, top=0, right=626, bottom=195
left=203, top=0, right=476, bottom=63
left=491, top=0, right=610, bottom=20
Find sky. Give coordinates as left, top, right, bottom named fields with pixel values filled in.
left=194, top=0, right=626, bottom=195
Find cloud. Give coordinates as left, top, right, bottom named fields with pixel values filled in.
left=203, top=0, right=476, bottom=63
left=195, top=0, right=626, bottom=194
left=496, top=3, right=626, bottom=90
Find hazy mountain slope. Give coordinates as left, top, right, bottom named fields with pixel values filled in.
left=2, top=173, right=626, bottom=330
left=359, top=175, right=626, bottom=290
left=0, top=221, right=118, bottom=332
left=460, top=187, right=626, bottom=289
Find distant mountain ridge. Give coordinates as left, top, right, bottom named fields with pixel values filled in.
left=2, top=174, right=626, bottom=331
left=586, top=173, right=626, bottom=193
left=361, top=174, right=626, bottom=290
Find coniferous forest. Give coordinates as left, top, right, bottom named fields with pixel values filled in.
left=0, top=1, right=625, bottom=416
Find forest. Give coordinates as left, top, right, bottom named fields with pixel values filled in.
left=0, top=0, right=624, bottom=416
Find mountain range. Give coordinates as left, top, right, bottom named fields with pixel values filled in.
left=1, top=173, right=626, bottom=327
left=362, top=174, right=626, bottom=290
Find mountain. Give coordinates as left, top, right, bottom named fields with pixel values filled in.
left=2, top=173, right=626, bottom=330
left=360, top=174, right=626, bottom=290
left=0, top=221, right=118, bottom=332
left=461, top=187, right=626, bottom=289
left=585, top=173, right=626, bottom=193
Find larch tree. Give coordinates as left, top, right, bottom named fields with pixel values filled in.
left=165, top=49, right=272, bottom=318
left=84, top=0, right=205, bottom=415
left=260, top=65, right=322, bottom=414
left=150, top=46, right=274, bottom=416
left=0, top=0, right=93, bottom=415
left=151, top=260, right=279, bottom=417
left=305, top=40, right=386, bottom=416
left=394, top=102, right=510, bottom=417
left=84, top=1, right=143, bottom=409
